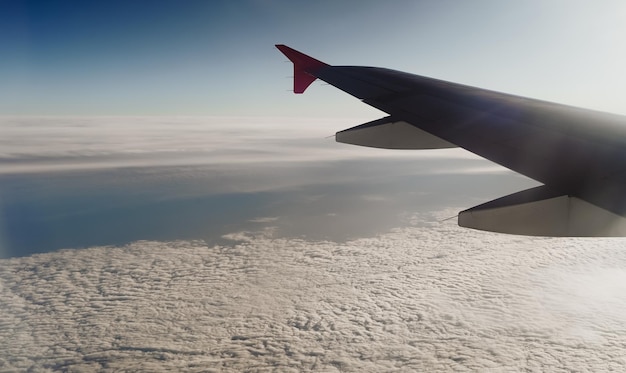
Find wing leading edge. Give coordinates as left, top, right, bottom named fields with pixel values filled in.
left=276, top=44, right=626, bottom=236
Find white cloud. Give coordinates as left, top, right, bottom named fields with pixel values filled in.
left=2, top=210, right=625, bottom=371
left=0, top=116, right=494, bottom=175
left=249, top=216, right=279, bottom=223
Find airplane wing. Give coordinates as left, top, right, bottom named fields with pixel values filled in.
left=276, top=44, right=626, bottom=236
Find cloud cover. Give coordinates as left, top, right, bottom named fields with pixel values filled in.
left=0, top=116, right=494, bottom=174
left=2, top=211, right=626, bottom=371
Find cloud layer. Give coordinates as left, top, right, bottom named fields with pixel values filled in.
left=2, top=211, right=626, bottom=371
left=0, top=116, right=495, bottom=174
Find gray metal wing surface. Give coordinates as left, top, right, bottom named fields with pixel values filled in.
left=276, top=44, right=626, bottom=236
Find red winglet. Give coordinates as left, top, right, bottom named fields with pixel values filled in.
left=276, top=44, right=329, bottom=94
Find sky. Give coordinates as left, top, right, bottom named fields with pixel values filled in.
left=2, top=1, right=626, bottom=371
left=2, top=0, right=626, bottom=116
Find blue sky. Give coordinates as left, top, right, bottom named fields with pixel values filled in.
left=1, top=0, right=626, bottom=116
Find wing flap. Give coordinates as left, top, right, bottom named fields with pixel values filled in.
left=459, top=186, right=626, bottom=236
left=336, top=116, right=457, bottom=149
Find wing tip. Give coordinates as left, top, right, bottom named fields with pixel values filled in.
left=275, top=44, right=329, bottom=94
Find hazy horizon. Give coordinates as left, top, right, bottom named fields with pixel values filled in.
left=0, top=115, right=529, bottom=259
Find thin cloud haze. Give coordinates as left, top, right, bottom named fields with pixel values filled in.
left=0, top=116, right=498, bottom=174
left=0, top=116, right=530, bottom=259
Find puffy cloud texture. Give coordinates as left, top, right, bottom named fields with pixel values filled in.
left=2, top=211, right=626, bottom=371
